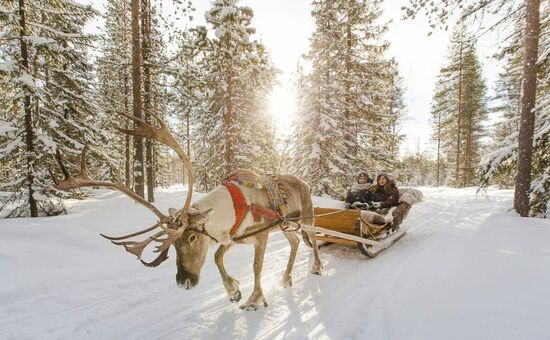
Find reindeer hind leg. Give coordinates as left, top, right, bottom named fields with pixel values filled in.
left=306, top=230, right=323, bottom=275
left=281, top=228, right=300, bottom=288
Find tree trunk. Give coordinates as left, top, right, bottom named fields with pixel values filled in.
left=124, top=73, right=131, bottom=186
left=436, top=111, right=441, bottom=186
left=141, top=0, right=154, bottom=202
left=223, top=56, right=233, bottom=176
left=18, top=0, right=38, bottom=217
left=131, top=0, right=144, bottom=197
left=513, top=0, right=540, bottom=217
left=455, top=40, right=463, bottom=187
left=465, top=107, right=473, bottom=186
left=184, top=108, right=190, bottom=185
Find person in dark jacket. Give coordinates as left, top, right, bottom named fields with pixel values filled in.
left=344, top=172, right=373, bottom=209
left=367, top=172, right=400, bottom=210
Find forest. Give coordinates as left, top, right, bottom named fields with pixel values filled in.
left=0, top=0, right=548, bottom=218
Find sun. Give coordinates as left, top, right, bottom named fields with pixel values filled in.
left=268, top=84, right=296, bottom=138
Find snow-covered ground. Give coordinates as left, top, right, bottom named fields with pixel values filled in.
left=1, top=186, right=549, bottom=340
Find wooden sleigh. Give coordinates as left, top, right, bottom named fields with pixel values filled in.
left=300, top=207, right=407, bottom=258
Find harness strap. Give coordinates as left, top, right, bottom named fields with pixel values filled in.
left=222, top=182, right=249, bottom=236
left=222, top=181, right=282, bottom=236
left=250, top=204, right=280, bottom=222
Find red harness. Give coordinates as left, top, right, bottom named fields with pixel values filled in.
left=222, top=182, right=280, bottom=235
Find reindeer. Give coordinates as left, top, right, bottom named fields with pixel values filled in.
left=51, top=112, right=322, bottom=311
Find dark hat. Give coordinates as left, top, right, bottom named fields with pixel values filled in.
left=357, top=172, right=369, bottom=179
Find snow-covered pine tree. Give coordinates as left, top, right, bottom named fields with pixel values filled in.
left=290, top=0, right=404, bottom=198
left=190, top=0, right=277, bottom=191
left=429, top=24, right=488, bottom=187
left=430, top=75, right=452, bottom=187
left=231, top=42, right=278, bottom=173
left=293, top=0, right=346, bottom=197
left=98, top=0, right=171, bottom=200
left=0, top=0, right=112, bottom=217
left=97, top=0, right=133, bottom=186
left=141, top=0, right=173, bottom=200
left=403, top=0, right=543, bottom=217
left=169, top=27, right=209, bottom=188
left=147, top=27, right=172, bottom=192
left=398, top=151, right=439, bottom=186
left=479, top=6, right=549, bottom=217
left=288, top=61, right=337, bottom=196
left=373, top=58, right=405, bottom=171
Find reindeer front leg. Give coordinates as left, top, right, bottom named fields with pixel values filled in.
left=240, top=232, right=269, bottom=311
left=214, top=244, right=241, bottom=303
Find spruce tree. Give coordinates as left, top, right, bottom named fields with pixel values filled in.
left=97, top=0, right=133, bottom=186
left=0, top=0, right=112, bottom=217
left=429, top=25, right=488, bottom=187
left=403, top=0, right=544, bottom=216
left=479, top=7, right=549, bottom=217
left=290, top=0, right=404, bottom=197
left=188, top=0, right=277, bottom=191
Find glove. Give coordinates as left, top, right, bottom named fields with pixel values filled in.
left=372, top=202, right=382, bottom=209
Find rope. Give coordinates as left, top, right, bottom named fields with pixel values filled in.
left=283, top=208, right=351, bottom=221
left=230, top=208, right=367, bottom=242
left=280, top=222, right=301, bottom=232
left=231, top=219, right=282, bottom=242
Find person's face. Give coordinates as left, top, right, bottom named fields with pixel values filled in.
left=358, top=176, right=368, bottom=184
left=378, top=176, right=387, bottom=186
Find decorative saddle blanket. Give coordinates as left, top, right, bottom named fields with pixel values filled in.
left=222, top=170, right=288, bottom=235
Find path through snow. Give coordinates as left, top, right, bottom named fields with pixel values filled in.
left=1, top=187, right=549, bottom=339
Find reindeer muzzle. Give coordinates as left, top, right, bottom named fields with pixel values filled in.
left=176, top=270, right=199, bottom=289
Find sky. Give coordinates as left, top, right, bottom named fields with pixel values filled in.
left=84, top=0, right=505, bottom=157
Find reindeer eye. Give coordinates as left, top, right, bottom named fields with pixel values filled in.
left=189, top=234, right=197, bottom=244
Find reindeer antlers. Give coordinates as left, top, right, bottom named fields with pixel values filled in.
left=51, top=146, right=169, bottom=223
left=51, top=109, right=195, bottom=268
left=115, top=110, right=194, bottom=217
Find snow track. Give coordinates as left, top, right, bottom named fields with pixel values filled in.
left=1, top=187, right=550, bottom=339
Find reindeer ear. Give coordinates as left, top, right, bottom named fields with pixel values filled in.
left=200, top=208, right=214, bottom=218
left=189, top=208, right=214, bottom=225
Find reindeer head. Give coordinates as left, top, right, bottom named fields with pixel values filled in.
left=172, top=207, right=214, bottom=289
left=51, top=111, right=207, bottom=288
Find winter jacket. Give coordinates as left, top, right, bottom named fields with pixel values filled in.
left=368, top=180, right=399, bottom=208
left=345, top=188, right=370, bottom=204
left=345, top=174, right=373, bottom=204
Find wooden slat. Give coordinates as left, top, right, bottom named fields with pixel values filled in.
left=313, top=207, right=360, bottom=233
left=300, top=224, right=381, bottom=247
left=316, top=234, right=357, bottom=246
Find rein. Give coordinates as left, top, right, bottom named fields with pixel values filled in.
left=284, top=208, right=350, bottom=221
left=190, top=208, right=358, bottom=243
left=230, top=208, right=350, bottom=241
left=186, top=226, right=219, bottom=243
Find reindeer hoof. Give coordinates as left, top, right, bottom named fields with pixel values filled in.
left=239, top=296, right=268, bottom=311
left=241, top=305, right=255, bottom=311
left=239, top=301, right=267, bottom=311
left=311, top=263, right=323, bottom=275
left=282, top=278, right=293, bottom=288
left=229, top=290, right=242, bottom=303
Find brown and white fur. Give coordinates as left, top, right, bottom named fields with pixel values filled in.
left=175, top=173, right=322, bottom=311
